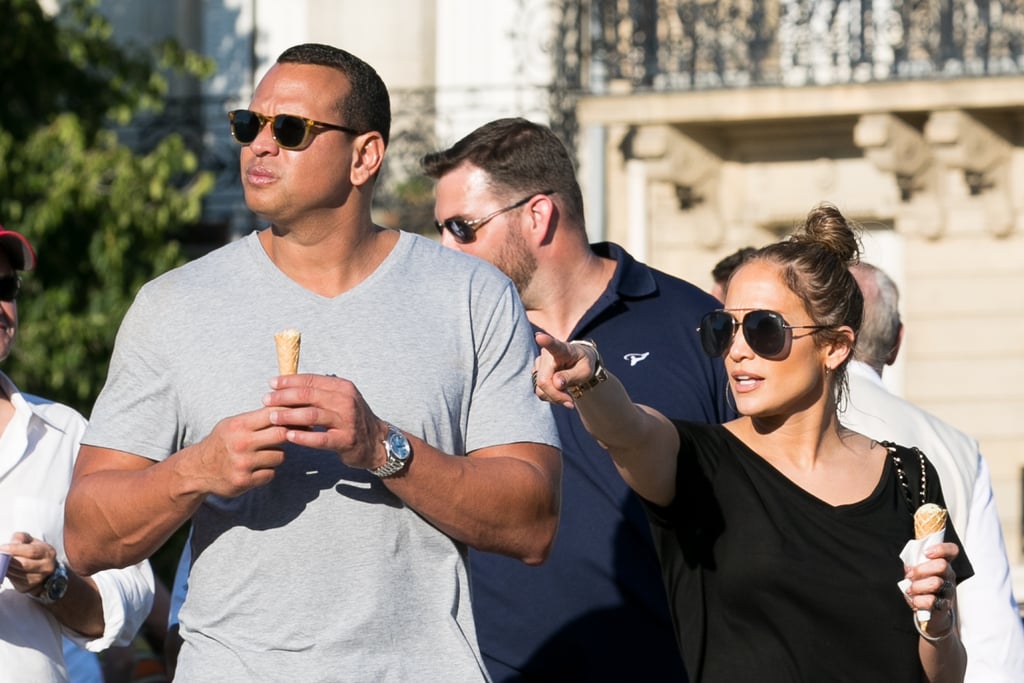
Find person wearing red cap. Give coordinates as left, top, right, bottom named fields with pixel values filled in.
left=0, top=226, right=37, bottom=272
left=0, top=225, right=155, bottom=682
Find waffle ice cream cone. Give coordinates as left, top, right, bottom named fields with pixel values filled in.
left=912, top=503, right=947, bottom=633
left=914, top=503, right=947, bottom=539
left=274, top=328, right=301, bottom=375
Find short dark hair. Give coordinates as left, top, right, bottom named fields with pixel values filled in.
left=712, top=246, right=757, bottom=285
left=421, top=118, right=585, bottom=229
left=277, top=43, right=391, bottom=146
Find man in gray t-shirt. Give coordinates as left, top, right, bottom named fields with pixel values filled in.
left=64, top=44, right=560, bottom=682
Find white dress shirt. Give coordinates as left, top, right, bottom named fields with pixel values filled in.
left=0, top=372, right=153, bottom=683
left=841, top=360, right=1024, bottom=683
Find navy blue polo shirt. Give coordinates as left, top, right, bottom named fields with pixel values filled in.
left=470, top=242, right=734, bottom=682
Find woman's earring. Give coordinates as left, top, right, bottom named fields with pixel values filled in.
left=726, top=378, right=739, bottom=415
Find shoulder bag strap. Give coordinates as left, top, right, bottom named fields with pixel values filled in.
left=884, top=441, right=928, bottom=512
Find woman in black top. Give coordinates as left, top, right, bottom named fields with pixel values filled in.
left=531, top=204, right=969, bottom=682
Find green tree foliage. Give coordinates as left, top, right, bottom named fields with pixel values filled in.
left=0, top=0, right=215, bottom=414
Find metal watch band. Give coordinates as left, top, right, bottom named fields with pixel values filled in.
left=567, top=339, right=608, bottom=399
left=370, top=454, right=408, bottom=478
left=369, top=423, right=411, bottom=478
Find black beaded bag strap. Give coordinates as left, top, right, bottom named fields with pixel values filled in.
left=882, top=441, right=928, bottom=513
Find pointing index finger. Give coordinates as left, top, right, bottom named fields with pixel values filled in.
left=534, top=332, right=577, bottom=367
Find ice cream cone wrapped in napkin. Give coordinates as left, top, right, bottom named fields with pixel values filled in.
left=897, top=503, right=947, bottom=632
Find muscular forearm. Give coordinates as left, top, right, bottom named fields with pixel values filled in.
left=66, top=450, right=203, bottom=574
left=382, top=436, right=561, bottom=565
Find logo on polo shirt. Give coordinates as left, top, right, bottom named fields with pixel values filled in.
left=624, top=352, right=650, bottom=367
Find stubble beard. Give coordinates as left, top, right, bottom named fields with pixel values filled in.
left=494, top=219, right=537, bottom=301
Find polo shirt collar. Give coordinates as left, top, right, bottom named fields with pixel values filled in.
left=569, top=242, right=658, bottom=339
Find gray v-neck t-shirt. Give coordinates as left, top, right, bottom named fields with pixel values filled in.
left=85, top=230, right=558, bottom=682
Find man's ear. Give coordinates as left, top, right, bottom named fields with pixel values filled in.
left=350, top=132, right=385, bottom=187
left=885, top=323, right=904, bottom=366
left=527, top=193, right=557, bottom=246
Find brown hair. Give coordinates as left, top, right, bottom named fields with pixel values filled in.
left=751, top=203, right=863, bottom=404
left=421, top=118, right=585, bottom=230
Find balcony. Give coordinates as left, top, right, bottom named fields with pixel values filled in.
left=563, top=0, right=1024, bottom=94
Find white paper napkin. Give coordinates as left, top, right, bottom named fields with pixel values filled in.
left=896, top=527, right=945, bottom=627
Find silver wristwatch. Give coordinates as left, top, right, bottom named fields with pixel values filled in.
left=369, top=423, right=412, bottom=478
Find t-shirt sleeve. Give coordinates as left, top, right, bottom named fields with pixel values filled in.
left=463, top=278, right=559, bottom=453
left=643, top=421, right=721, bottom=532
left=83, top=286, right=182, bottom=462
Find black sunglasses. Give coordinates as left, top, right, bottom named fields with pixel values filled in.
left=435, top=191, right=554, bottom=244
left=0, top=275, right=21, bottom=302
left=228, top=109, right=362, bottom=151
left=697, top=309, right=831, bottom=359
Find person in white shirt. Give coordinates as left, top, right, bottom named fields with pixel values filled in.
left=0, top=225, right=154, bottom=682
left=841, top=261, right=1024, bottom=683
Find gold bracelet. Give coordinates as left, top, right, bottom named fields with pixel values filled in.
left=567, top=340, right=608, bottom=399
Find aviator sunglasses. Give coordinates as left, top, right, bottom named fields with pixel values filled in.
left=698, top=309, right=831, bottom=359
left=435, top=191, right=554, bottom=244
left=0, top=275, right=21, bottom=302
left=228, top=109, right=363, bottom=151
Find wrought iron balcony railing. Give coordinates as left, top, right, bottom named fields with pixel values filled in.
left=550, top=0, right=1024, bottom=93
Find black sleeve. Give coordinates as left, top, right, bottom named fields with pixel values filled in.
left=921, top=453, right=974, bottom=584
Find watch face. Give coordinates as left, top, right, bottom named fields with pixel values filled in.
left=43, top=564, right=69, bottom=603
left=388, top=430, right=412, bottom=460
left=49, top=574, right=69, bottom=601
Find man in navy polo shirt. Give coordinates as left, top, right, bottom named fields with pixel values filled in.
left=423, top=118, right=732, bottom=682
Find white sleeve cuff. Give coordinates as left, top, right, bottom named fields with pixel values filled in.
left=64, top=560, right=155, bottom=652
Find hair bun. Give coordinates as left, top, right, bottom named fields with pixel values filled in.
left=791, top=203, right=861, bottom=266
